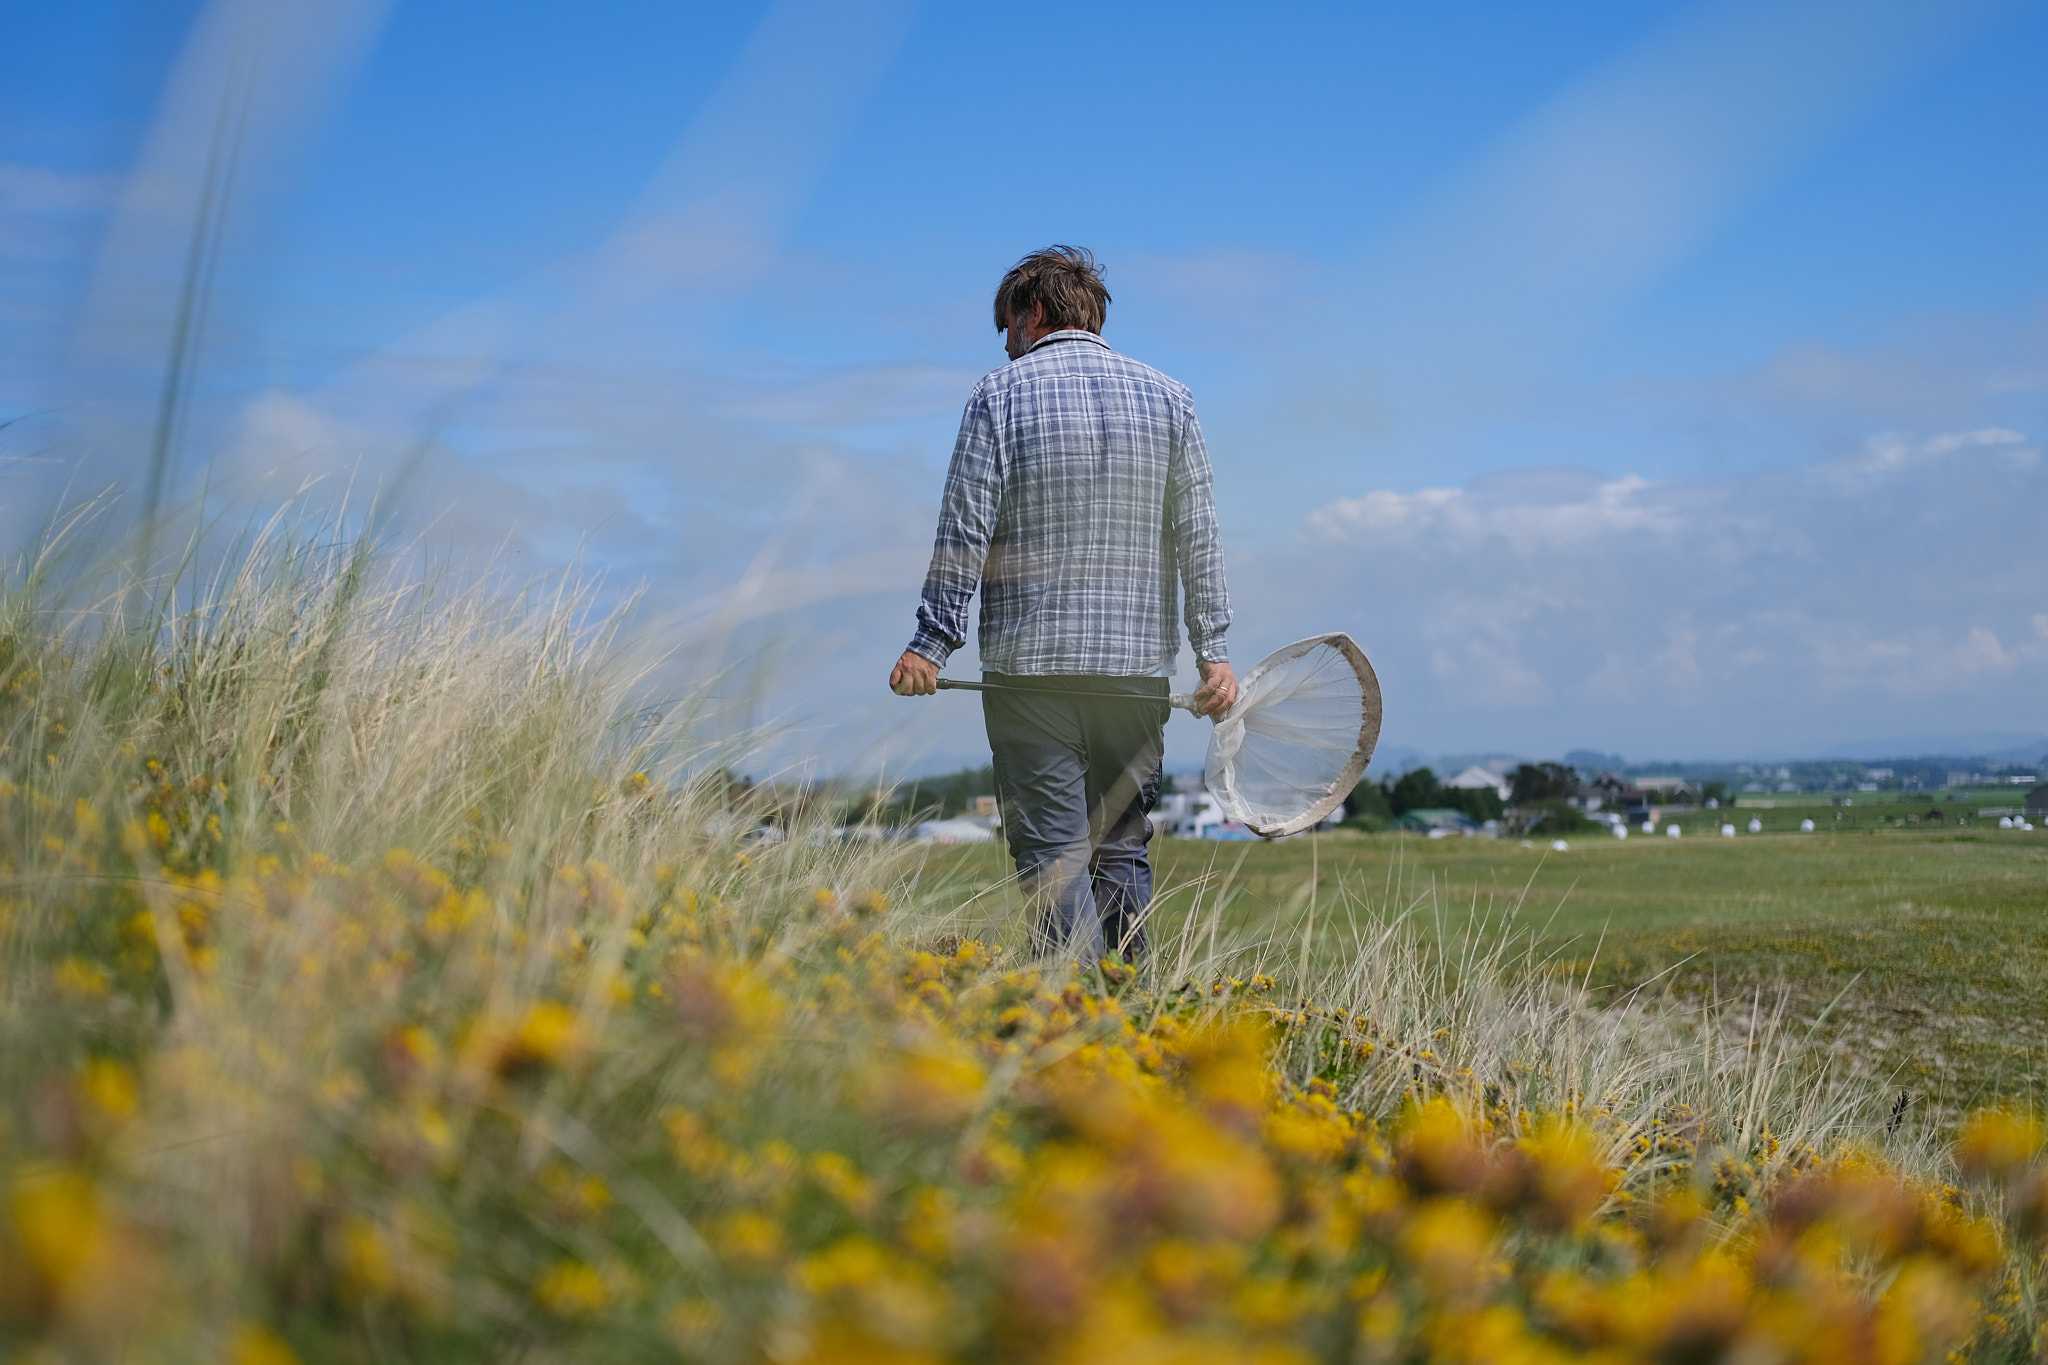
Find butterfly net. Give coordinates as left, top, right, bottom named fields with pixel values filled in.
left=1204, top=633, right=1382, bottom=838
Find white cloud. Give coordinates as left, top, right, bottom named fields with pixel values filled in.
left=1824, top=426, right=2036, bottom=485
left=1272, top=423, right=2046, bottom=757
left=1813, top=624, right=2016, bottom=696
left=1309, top=470, right=1680, bottom=551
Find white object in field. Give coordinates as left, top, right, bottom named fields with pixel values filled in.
left=1551, top=839, right=1569, bottom=852
left=1720, top=824, right=1736, bottom=838
left=2018, top=820, right=2035, bottom=831
left=1612, top=825, right=1628, bottom=839
left=912, top=817, right=995, bottom=844
left=1205, top=633, right=1382, bottom=838
left=1640, top=820, right=1655, bottom=834
left=1666, top=824, right=1682, bottom=839
left=1799, top=818, right=1816, bottom=832
left=1999, top=816, right=2014, bottom=828
left=1747, top=818, right=1763, bottom=833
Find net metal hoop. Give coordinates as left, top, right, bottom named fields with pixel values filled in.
left=1206, top=632, right=1383, bottom=838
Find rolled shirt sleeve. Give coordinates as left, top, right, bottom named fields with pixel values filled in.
left=907, top=382, right=1002, bottom=666
left=1168, top=397, right=1231, bottom=663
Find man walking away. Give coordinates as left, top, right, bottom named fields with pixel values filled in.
left=889, top=246, right=1236, bottom=963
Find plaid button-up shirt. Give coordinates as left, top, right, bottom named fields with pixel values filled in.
left=906, top=329, right=1230, bottom=676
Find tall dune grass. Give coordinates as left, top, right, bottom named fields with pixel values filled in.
left=2, top=508, right=2042, bottom=1361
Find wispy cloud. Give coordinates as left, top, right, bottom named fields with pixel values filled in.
left=0, top=164, right=121, bottom=219
left=1823, top=427, right=2037, bottom=485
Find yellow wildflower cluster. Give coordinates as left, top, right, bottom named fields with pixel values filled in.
left=2, top=754, right=2044, bottom=1359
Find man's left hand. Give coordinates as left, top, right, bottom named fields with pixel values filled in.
left=1193, top=659, right=1238, bottom=719
left=890, top=650, right=940, bottom=697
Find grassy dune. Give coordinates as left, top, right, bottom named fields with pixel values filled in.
left=4, top=522, right=2047, bottom=1361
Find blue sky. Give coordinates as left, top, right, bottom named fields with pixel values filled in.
left=5, top=0, right=2045, bottom=775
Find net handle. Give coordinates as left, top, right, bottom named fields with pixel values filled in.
left=936, top=678, right=1200, bottom=712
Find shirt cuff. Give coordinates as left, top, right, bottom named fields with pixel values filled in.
left=1193, top=638, right=1229, bottom=666
left=906, top=627, right=955, bottom=668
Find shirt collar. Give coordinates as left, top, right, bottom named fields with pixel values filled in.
left=1024, top=329, right=1110, bottom=355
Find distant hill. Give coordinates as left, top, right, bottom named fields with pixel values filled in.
left=1796, top=733, right=2047, bottom=764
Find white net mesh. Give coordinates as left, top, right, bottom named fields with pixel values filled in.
left=1204, top=633, right=1382, bottom=837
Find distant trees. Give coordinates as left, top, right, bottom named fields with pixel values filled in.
left=841, top=764, right=994, bottom=827
left=1438, top=783, right=1504, bottom=823
left=1345, top=777, right=1393, bottom=825
left=1389, top=767, right=1445, bottom=815
left=1345, top=766, right=1502, bottom=830
left=1521, top=801, right=1600, bottom=836
left=1509, top=762, right=1579, bottom=805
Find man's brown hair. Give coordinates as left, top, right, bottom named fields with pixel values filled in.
left=993, top=245, right=1111, bottom=335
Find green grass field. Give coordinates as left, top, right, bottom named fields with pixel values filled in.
left=925, top=827, right=2048, bottom=1121
left=1714, top=785, right=2036, bottom=833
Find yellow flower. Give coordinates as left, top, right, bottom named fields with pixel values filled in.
left=227, top=1324, right=301, bottom=1365
left=809, top=1150, right=878, bottom=1217
left=53, top=955, right=111, bottom=1000
left=666, top=1297, right=724, bottom=1344
left=534, top=1259, right=610, bottom=1318
left=422, top=887, right=489, bottom=942
left=1396, top=1097, right=1489, bottom=1197
left=1634, top=1251, right=1751, bottom=1360
left=1399, top=1198, right=1498, bottom=1299
left=899, top=1186, right=957, bottom=1260
left=499, top=1000, right=584, bottom=1073
left=1955, top=1108, right=2044, bottom=1183
left=1179, top=1014, right=1274, bottom=1130
left=78, top=1057, right=140, bottom=1125
left=796, top=1237, right=949, bottom=1352
left=873, top=1046, right=985, bottom=1130
left=333, top=1216, right=393, bottom=1298
left=10, top=1165, right=110, bottom=1299
left=1096, top=956, right=1134, bottom=985
left=1506, top=1116, right=1614, bottom=1231
left=715, top=1210, right=783, bottom=1266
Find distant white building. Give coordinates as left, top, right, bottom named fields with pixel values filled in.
left=1445, top=765, right=1512, bottom=801
left=1151, top=791, right=1227, bottom=839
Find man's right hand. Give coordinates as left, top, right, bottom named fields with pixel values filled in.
left=889, top=650, right=940, bottom=697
